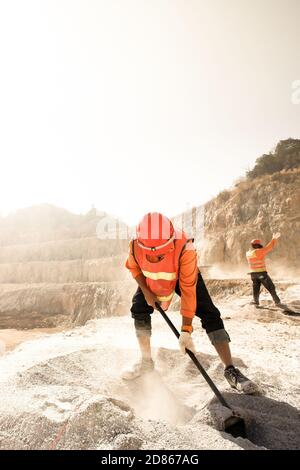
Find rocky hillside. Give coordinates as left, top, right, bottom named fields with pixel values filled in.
left=200, top=168, right=300, bottom=268
left=178, top=140, right=300, bottom=270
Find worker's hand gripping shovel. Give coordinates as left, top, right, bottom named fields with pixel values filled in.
left=155, top=302, right=246, bottom=439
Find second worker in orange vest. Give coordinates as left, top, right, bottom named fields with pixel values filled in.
left=246, top=233, right=282, bottom=307
left=122, top=212, right=257, bottom=394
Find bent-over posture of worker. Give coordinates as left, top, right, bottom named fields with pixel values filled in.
left=122, top=212, right=257, bottom=394
left=246, top=233, right=283, bottom=307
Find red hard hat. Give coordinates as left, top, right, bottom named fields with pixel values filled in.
left=136, top=212, right=174, bottom=253
left=251, top=239, right=262, bottom=245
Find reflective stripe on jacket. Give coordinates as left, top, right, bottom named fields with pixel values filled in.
left=125, top=230, right=198, bottom=317
left=133, top=230, right=189, bottom=309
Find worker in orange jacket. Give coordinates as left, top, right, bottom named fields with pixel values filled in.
left=123, top=212, right=257, bottom=394
left=246, top=233, right=282, bottom=307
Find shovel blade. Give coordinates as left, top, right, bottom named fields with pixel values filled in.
left=224, top=415, right=247, bottom=439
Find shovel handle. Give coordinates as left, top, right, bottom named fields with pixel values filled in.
left=155, top=302, right=232, bottom=410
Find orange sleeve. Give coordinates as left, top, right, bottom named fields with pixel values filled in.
left=125, top=240, right=142, bottom=279
left=257, top=238, right=277, bottom=258
left=179, top=244, right=198, bottom=319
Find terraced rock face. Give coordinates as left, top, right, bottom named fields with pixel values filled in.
left=0, top=205, right=132, bottom=329
left=0, top=281, right=133, bottom=329
left=0, top=204, right=129, bottom=284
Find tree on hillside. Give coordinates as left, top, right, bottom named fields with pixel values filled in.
left=246, top=138, right=300, bottom=179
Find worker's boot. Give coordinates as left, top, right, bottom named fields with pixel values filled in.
left=224, top=366, right=258, bottom=394
left=121, top=358, right=154, bottom=380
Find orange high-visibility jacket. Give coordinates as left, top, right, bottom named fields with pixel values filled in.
left=246, top=238, right=277, bottom=273
left=125, top=231, right=198, bottom=318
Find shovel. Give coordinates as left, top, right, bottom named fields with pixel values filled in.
left=155, top=302, right=246, bottom=439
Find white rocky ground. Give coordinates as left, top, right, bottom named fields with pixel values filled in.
left=0, top=284, right=299, bottom=450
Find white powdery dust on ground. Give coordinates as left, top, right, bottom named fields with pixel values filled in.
left=0, top=285, right=299, bottom=450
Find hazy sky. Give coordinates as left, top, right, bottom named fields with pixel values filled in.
left=0, top=0, right=299, bottom=225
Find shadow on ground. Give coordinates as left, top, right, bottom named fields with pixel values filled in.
left=216, top=392, right=300, bottom=450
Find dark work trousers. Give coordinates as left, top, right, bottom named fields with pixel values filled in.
left=130, top=271, right=230, bottom=344
left=250, top=271, right=281, bottom=304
